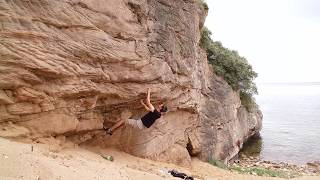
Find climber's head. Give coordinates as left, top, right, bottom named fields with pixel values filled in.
left=158, top=104, right=168, bottom=114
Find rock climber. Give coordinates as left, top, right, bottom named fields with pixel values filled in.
left=104, top=88, right=168, bottom=135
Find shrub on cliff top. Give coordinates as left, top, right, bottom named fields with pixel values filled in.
left=200, top=27, right=258, bottom=110
left=196, top=0, right=209, bottom=12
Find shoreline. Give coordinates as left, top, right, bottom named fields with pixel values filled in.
left=229, top=154, right=320, bottom=178
left=239, top=133, right=319, bottom=166
left=225, top=133, right=320, bottom=178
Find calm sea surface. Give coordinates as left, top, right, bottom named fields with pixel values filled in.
left=240, top=83, right=320, bottom=165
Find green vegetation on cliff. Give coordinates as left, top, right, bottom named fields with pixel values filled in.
left=200, top=27, right=258, bottom=110
left=197, top=0, right=209, bottom=12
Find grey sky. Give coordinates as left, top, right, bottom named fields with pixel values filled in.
left=204, top=0, right=320, bottom=83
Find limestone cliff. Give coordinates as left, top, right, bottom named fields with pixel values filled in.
left=0, top=0, right=262, bottom=166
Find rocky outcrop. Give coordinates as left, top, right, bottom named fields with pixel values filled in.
left=0, top=0, right=262, bottom=166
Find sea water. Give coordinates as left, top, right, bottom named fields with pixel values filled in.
left=241, top=82, right=320, bottom=165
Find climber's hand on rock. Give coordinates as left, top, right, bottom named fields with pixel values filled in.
left=147, top=88, right=151, bottom=96
left=147, top=88, right=151, bottom=102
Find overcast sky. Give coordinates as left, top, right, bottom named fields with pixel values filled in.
left=205, top=0, right=320, bottom=83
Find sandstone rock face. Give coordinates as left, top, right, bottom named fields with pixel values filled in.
left=0, top=0, right=262, bottom=166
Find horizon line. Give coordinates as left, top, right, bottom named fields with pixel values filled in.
left=256, top=81, right=320, bottom=84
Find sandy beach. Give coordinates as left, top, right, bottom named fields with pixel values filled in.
left=0, top=137, right=319, bottom=180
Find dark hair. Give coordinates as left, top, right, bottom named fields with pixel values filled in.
left=160, top=105, right=168, bottom=113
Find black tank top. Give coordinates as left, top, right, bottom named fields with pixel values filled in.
left=141, top=109, right=161, bottom=128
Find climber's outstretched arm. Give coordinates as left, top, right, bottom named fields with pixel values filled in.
left=140, top=100, right=151, bottom=111
left=146, top=88, right=155, bottom=111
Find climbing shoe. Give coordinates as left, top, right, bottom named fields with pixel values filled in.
left=103, top=126, right=113, bottom=135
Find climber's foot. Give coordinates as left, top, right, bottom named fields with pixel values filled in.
left=103, top=126, right=113, bottom=135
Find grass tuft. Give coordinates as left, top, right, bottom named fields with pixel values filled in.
left=208, top=158, right=228, bottom=169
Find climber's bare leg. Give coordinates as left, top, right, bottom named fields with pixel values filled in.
left=110, top=119, right=125, bottom=132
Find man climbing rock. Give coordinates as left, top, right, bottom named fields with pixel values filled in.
left=104, top=88, right=168, bottom=135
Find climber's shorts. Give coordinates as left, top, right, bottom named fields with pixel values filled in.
left=125, top=118, right=145, bottom=129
